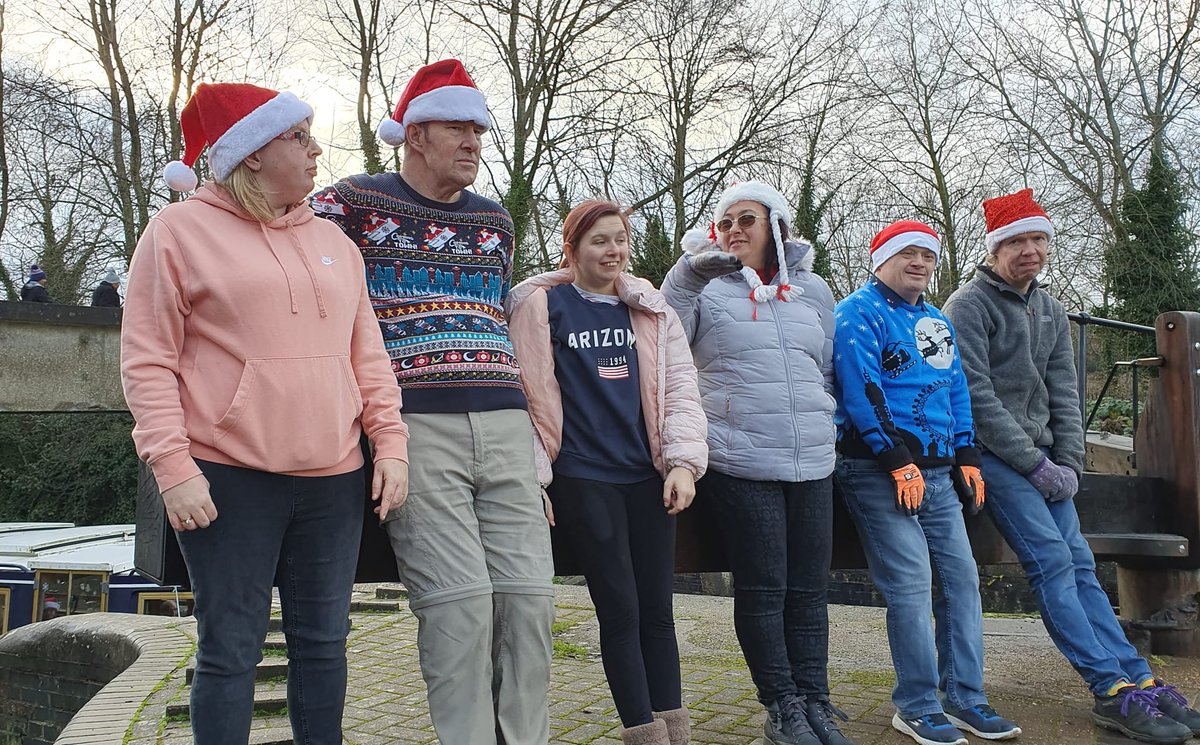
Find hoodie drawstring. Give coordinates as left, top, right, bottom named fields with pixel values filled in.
left=286, top=222, right=328, bottom=318
left=259, top=222, right=299, bottom=314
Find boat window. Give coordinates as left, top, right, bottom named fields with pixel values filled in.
left=35, top=570, right=109, bottom=618
left=137, top=592, right=195, bottom=617
left=0, top=588, right=8, bottom=635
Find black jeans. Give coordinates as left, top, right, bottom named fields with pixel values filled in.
left=176, top=460, right=364, bottom=745
left=702, top=469, right=833, bottom=705
left=548, top=474, right=681, bottom=727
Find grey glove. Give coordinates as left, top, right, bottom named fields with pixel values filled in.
left=685, top=250, right=742, bottom=280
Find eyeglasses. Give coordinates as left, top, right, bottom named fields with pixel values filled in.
left=276, top=130, right=316, bottom=147
left=716, top=214, right=767, bottom=233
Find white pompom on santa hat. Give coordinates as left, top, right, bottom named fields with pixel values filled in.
left=982, top=187, right=1055, bottom=253
left=378, top=59, right=491, bottom=147
left=162, top=82, right=313, bottom=192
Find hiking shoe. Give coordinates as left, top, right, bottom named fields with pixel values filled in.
left=805, top=696, right=856, bottom=745
left=890, top=712, right=968, bottom=745
left=1149, top=681, right=1200, bottom=736
left=945, top=704, right=1021, bottom=740
left=1092, top=685, right=1192, bottom=744
left=765, top=695, right=821, bottom=745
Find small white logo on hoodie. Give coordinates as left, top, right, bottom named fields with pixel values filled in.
left=321, top=256, right=337, bottom=266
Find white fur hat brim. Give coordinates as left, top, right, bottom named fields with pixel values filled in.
left=206, top=91, right=312, bottom=182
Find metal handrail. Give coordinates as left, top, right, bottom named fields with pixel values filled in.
left=1068, top=312, right=1157, bottom=420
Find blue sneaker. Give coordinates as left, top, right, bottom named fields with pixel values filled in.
left=946, top=704, right=1022, bottom=740
left=891, top=712, right=968, bottom=745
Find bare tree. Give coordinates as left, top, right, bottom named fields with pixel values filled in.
left=962, top=0, right=1200, bottom=243
left=446, top=0, right=638, bottom=274
left=853, top=1, right=997, bottom=300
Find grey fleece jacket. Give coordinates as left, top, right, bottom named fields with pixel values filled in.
left=942, top=266, right=1084, bottom=476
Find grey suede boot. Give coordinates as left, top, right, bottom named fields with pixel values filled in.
left=621, top=718, right=671, bottom=745
left=653, top=707, right=691, bottom=745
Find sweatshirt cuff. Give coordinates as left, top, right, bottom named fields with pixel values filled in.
left=954, top=446, right=982, bottom=468
left=150, top=448, right=203, bottom=493
left=371, top=430, right=409, bottom=464
left=876, top=445, right=915, bottom=473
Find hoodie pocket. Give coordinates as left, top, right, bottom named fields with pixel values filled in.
left=212, top=355, right=363, bottom=473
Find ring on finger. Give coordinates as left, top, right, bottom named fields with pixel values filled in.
left=182, top=516, right=195, bottom=526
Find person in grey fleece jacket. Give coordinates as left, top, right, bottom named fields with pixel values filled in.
left=943, top=187, right=1200, bottom=745
left=662, top=181, right=851, bottom=745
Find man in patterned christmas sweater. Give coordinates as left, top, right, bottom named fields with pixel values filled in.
left=313, top=59, right=553, bottom=745
left=833, top=221, right=1020, bottom=745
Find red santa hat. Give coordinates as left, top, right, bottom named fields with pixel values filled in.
left=869, top=220, right=941, bottom=272
left=163, top=82, right=313, bottom=192
left=378, top=59, right=491, bottom=147
left=983, top=188, right=1054, bottom=252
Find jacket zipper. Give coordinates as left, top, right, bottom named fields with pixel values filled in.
left=769, top=302, right=804, bottom=481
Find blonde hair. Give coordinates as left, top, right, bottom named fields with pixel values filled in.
left=218, top=162, right=276, bottom=223
left=984, top=251, right=999, bottom=268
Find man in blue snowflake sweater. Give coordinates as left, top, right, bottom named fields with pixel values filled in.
left=833, top=220, right=1020, bottom=745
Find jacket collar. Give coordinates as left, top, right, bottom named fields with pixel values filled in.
left=976, top=265, right=1038, bottom=303
left=505, top=269, right=665, bottom=316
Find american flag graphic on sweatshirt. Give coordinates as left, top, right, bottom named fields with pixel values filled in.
left=597, top=355, right=630, bottom=380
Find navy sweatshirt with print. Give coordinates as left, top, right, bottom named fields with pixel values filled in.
left=547, top=284, right=655, bottom=483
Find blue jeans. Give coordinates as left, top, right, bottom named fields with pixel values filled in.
left=981, top=450, right=1152, bottom=694
left=177, top=460, right=364, bottom=745
left=837, top=458, right=987, bottom=718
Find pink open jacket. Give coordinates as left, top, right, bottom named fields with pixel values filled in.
left=506, top=269, right=708, bottom=485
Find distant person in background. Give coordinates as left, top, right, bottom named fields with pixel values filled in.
left=21, top=265, right=51, bottom=303
left=944, top=188, right=1200, bottom=745
left=91, top=268, right=122, bottom=307
left=40, top=597, right=61, bottom=620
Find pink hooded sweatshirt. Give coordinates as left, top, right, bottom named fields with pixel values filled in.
left=506, top=269, right=708, bottom=485
left=121, top=183, right=408, bottom=492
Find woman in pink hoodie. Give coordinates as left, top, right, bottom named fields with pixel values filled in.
left=120, top=83, right=409, bottom=745
left=506, top=200, right=708, bottom=745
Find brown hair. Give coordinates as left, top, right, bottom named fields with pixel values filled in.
left=560, top=200, right=632, bottom=268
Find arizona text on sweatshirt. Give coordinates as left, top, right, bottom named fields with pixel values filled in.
left=120, top=184, right=409, bottom=493
left=833, top=276, right=980, bottom=471
left=312, top=173, right=527, bottom=414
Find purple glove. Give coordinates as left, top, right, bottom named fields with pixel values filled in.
left=1026, top=457, right=1064, bottom=500
left=1051, top=465, right=1079, bottom=502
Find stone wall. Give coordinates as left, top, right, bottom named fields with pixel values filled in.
left=0, top=616, right=138, bottom=745
left=0, top=614, right=193, bottom=745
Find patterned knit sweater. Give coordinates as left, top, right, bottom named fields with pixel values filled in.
left=312, top=173, right=527, bottom=413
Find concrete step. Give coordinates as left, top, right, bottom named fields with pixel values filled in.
left=375, top=584, right=408, bottom=600
left=268, top=616, right=283, bottom=633
left=350, top=599, right=401, bottom=612
left=167, top=681, right=288, bottom=719
left=185, top=656, right=288, bottom=685
left=263, top=632, right=288, bottom=652
left=162, top=724, right=293, bottom=744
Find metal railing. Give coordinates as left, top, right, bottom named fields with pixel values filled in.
left=1067, top=312, right=1157, bottom=445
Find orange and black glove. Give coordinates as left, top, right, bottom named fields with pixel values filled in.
left=952, top=465, right=986, bottom=515
left=890, top=464, right=925, bottom=516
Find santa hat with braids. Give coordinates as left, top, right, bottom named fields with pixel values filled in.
left=681, top=181, right=804, bottom=313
